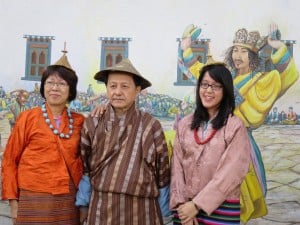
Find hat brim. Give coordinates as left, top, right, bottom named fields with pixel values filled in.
left=48, top=64, right=75, bottom=73
left=94, top=69, right=151, bottom=90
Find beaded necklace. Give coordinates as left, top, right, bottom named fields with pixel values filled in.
left=41, top=103, right=73, bottom=139
left=194, top=128, right=217, bottom=145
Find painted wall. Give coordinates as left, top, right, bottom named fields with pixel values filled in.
left=0, top=1, right=300, bottom=223
left=0, top=0, right=299, bottom=112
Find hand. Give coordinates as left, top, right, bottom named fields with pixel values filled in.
left=79, top=207, right=89, bottom=225
left=181, top=37, right=192, bottom=51
left=9, top=199, right=18, bottom=224
left=90, top=104, right=107, bottom=117
left=177, top=201, right=198, bottom=224
left=267, top=23, right=283, bottom=50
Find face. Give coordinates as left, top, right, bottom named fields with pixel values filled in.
left=199, top=71, right=223, bottom=117
left=17, top=93, right=29, bottom=105
left=232, top=45, right=250, bottom=74
left=44, top=73, right=70, bottom=107
left=106, top=72, right=141, bottom=115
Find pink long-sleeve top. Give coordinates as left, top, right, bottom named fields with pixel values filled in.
left=170, top=113, right=251, bottom=215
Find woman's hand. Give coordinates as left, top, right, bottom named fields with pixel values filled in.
left=90, top=104, right=107, bottom=117
left=9, top=199, right=18, bottom=224
left=177, top=201, right=198, bottom=224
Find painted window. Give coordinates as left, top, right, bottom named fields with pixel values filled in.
left=22, top=35, right=55, bottom=81
left=174, top=38, right=210, bottom=86
left=98, top=37, right=131, bottom=71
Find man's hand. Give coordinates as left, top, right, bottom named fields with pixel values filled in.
left=79, top=207, right=89, bottom=225
left=267, top=24, right=283, bottom=50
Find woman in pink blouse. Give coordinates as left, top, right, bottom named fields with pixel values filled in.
left=170, top=63, right=251, bottom=225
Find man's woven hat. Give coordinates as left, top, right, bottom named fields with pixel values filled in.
left=94, top=58, right=151, bottom=90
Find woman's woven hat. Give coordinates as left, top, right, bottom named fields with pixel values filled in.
left=52, top=42, right=74, bottom=72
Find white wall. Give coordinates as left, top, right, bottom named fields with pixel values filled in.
left=0, top=0, right=299, bottom=110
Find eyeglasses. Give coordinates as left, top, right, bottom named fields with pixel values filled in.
left=45, top=81, right=69, bottom=88
left=200, top=83, right=223, bottom=91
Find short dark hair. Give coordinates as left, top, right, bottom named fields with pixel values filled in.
left=191, top=63, right=235, bottom=130
left=40, top=65, right=78, bottom=102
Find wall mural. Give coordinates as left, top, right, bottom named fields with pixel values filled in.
left=174, top=24, right=300, bottom=224
left=0, top=1, right=299, bottom=224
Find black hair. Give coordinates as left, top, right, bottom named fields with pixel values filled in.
left=40, top=65, right=78, bottom=102
left=190, top=63, right=235, bottom=130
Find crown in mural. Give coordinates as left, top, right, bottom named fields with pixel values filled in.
left=233, top=28, right=267, bottom=53
left=53, top=42, right=74, bottom=71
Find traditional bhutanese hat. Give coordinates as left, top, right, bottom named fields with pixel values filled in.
left=94, top=58, right=152, bottom=90
left=52, top=42, right=74, bottom=72
left=233, top=28, right=267, bottom=53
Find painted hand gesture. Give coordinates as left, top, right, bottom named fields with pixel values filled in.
left=267, top=23, right=283, bottom=50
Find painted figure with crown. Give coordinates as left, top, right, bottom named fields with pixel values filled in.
left=177, top=24, right=299, bottom=222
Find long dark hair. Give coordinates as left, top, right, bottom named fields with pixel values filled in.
left=190, top=63, right=235, bottom=130
left=40, top=65, right=78, bottom=102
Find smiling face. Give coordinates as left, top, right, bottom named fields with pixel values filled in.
left=199, top=71, right=224, bottom=118
left=43, top=73, right=70, bottom=107
left=106, top=72, right=141, bottom=115
left=232, top=45, right=251, bottom=74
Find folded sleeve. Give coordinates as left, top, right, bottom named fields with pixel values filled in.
left=75, top=175, right=91, bottom=207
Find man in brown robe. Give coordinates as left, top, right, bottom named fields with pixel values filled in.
left=77, top=58, right=170, bottom=225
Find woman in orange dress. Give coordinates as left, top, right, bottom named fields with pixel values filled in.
left=1, top=56, right=84, bottom=225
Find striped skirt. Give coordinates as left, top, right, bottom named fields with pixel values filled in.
left=172, top=200, right=240, bottom=225
left=87, top=191, right=163, bottom=225
left=16, top=183, right=80, bottom=225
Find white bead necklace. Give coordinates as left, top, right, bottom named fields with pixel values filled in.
left=41, top=103, right=73, bottom=139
